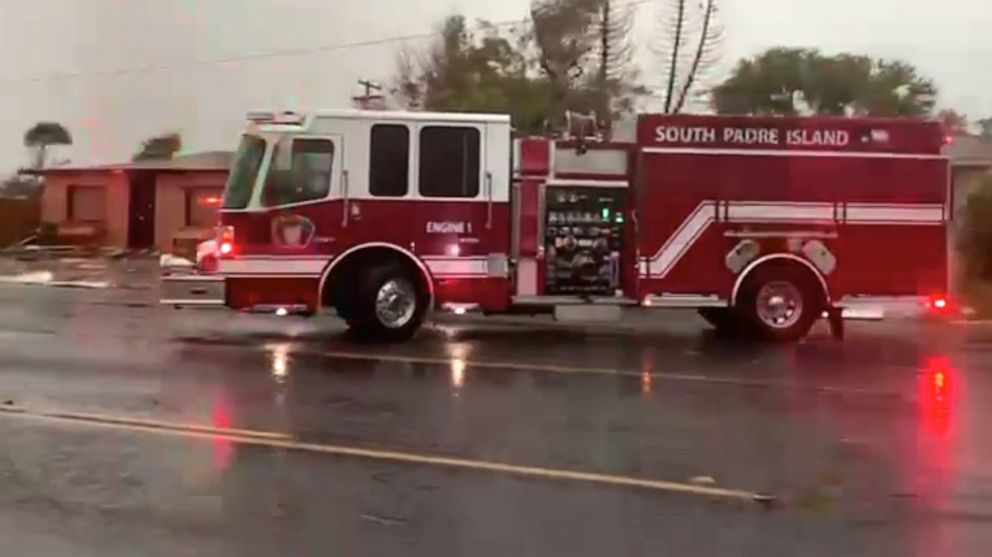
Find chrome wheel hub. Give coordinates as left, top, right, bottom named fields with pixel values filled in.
left=375, top=279, right=417, bottom=329
left=756, top=281, right=803, bottom=330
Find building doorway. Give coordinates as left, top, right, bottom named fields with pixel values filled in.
left=128, top=171, right=157, bottom=249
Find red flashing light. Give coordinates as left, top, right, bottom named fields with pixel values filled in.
left=216, top=225, right=235, bottom=257
left=200, top=195, right=223, bottom=207
left=928, top=295, right=950, bottom=311
left=944, top=134, right=955, bottom=146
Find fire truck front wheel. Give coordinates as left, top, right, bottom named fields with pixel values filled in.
left=346, top=262, right=427, bottom=342
left=737, top=265, right=823, bottom=343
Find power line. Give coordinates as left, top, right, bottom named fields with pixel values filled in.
left=0, top=0, right=657, bottom=86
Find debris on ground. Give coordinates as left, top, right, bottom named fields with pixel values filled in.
left=160, top=254, right=195, bottom=269
left=0, top=271, right=54, bottom=285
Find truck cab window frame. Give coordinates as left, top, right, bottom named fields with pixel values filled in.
left=369, top=124, right=410, bottom=198
left=418, top=126, right=481, bottom=199
left=262, top=137, right=335, bottom=207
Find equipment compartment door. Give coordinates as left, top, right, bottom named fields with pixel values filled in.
left=544, top=186, right=626, bottom=296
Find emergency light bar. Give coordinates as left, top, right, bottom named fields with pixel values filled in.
left=246, top=110, right=305, bottom=125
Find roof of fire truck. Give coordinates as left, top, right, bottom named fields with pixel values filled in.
left=247, top=109, right=511, bottom=129
left=245, top=109, right=946, bottom=155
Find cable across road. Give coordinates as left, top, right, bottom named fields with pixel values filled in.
left=0, top=0, right=659, bottom=87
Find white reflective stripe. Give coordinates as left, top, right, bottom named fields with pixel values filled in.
left=424, top=257, right=490, bottom=277
left=640, top=200, right=947, bottom=279
left=642, top=202, right=714, bottom=278
left=845, top=204, right=944, bottom=224
left=219, top=256, right=495, bottom=278
left=220, top=258, right=326, bottom=276
left=545, top=179, right=629, bottom=188
left=643, top=147, right=948, bottom=160
left=726, top=202, right=834, bottom=222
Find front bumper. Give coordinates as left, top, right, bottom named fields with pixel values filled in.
left=160, top=273, right=226, bottom=308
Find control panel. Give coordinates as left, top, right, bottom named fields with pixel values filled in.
left=544, top=186, right=626, bottom=296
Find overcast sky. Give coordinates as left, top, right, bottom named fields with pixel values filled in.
left=1, top=0, right=989, bottom=172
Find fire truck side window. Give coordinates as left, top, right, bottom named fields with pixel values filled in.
left=262, top=138, right=335, bottom=207
left=419, top=126, right=480, bottom=198
left=369, top=125, right=410, bottom=197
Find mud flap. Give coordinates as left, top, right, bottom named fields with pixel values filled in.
left=828, top=308, right=845, bottom=341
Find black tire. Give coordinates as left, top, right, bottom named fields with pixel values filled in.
left=698, top=308, right=743, bottom=337
left=345, top=262, right=426, bottom=343
left=736, top=265, right=822, bottom=343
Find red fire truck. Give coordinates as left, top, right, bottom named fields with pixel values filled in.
left=162, top=109, right=951, bottom=342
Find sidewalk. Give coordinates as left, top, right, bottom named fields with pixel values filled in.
left=0, top=253, right=159, bottom=290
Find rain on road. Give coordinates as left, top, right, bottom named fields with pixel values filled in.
left=1, top=281, right=991, bottom=556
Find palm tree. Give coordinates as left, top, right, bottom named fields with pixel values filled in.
left=24, top=122, right=72, bottom=169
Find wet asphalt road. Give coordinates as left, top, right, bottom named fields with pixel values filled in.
left=1, top=282, right=991, bottom=556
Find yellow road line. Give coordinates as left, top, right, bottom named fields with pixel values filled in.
left=0, top=405, right=773, bottom=505
left=0, top=406, right=291, bottom=440
left=302, top=349, right=899, bottom=397
left=309, top=349, right=739, bottom=383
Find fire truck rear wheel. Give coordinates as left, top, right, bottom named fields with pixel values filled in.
left=737, top=265, right=821, bottom=343
left=346, top=262, right=426, bottom=342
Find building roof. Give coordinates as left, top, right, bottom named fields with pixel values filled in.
left=946, top=135, right=992, bottom=168
left=25, top=151, right=233, bottom=175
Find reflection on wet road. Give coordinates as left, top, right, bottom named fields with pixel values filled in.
left=1, top=284, right=992, bottom=555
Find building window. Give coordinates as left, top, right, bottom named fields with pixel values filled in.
left=263, top=138, right=334, bottom=207
left=419, top=127, right=480, bottom=198
left=186, top=189, right=224, bottom=228
left=369, top=125, right=410, bottom=197
left=67, top=186, right=107, bottom=222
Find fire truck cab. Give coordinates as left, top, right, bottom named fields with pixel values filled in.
left=162, top=109, right=951, bottom=343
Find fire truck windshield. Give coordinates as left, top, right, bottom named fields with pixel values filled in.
left=223, top=135, right=266, bottom=209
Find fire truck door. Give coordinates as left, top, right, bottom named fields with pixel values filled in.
left=410, top=122, right=509, bottom=259
left=260, top=134, right=343, bottom=256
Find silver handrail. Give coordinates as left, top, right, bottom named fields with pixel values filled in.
left=485, top=171, right=494, bottom=230
left=341, top=169, right=350, bottom=227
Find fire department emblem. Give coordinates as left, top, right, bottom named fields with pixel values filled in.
left=272, top=214, right=315, bottom=248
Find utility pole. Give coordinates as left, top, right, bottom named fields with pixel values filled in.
left=600, top=1, right=610, bottom=84
left=353, top=79, right=385, bottom=110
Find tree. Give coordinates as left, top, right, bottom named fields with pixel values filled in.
left=653, top=0, right=724, bottom=114
left=23, top=122, right=72, bottom=169
left=958, top=176, right=992, bottom=285
left=530, top=0, right=604, bottom=126
left=593, top=0, right=638, bottom=119
left=711, top=48, right=811, bottom=116
left=976, top=117, right=992, bottom=137
left=938, top=109, right=969, bottom=135
left=394, top=16, right=551, bottom=132
left=133, top=132, right=182, bottom=161
left=859, top=60, right=937, bottom=117
left=712, top=49, right=938, bottom=117
left=392, top=3, right=645, bottom=135
left=0, top=174, right=42, bottom=199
